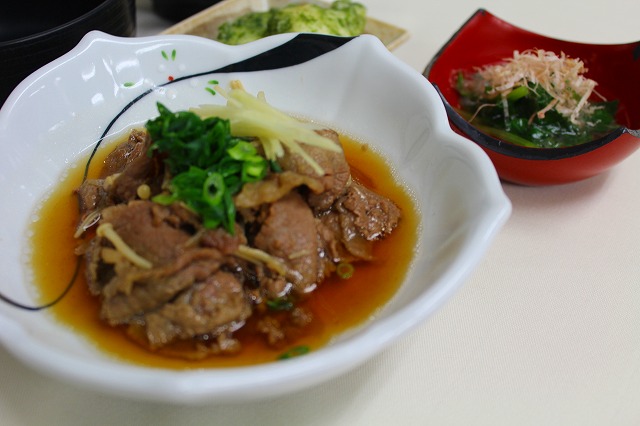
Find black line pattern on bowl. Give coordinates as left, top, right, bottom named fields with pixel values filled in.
left=1, top=33, right=354, bottom=311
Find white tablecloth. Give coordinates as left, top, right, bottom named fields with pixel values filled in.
left=2, top=0, right=639, bottom=424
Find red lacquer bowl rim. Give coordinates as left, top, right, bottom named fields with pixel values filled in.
left=423, top=8, right=640, bottom=162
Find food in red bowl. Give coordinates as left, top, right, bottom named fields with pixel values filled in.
left=423, top=9, right=640, bottom=186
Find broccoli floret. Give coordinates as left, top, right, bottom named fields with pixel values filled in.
left=217, top=0, right=366, bottom=45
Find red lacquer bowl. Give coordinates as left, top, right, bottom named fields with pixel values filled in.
left=423, top=9, right=640, bottom=186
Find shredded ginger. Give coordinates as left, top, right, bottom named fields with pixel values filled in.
left=193, top=81, right=341, bottom=176
left=96, top=223, right=153, bottom=269
left=474, top=49, right=603, bottom=126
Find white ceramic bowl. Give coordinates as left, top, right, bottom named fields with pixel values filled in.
left=0, top=31, right=510, bottom=404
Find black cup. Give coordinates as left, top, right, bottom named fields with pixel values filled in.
left=0, top=0, right=136, bottom=107
left=152, top=0, right=222, bottom=22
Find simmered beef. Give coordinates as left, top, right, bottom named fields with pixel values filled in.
left=144, top=271, right=251, bottom=348
left=277, top=129, right=351, bottom=211
left=99, top=200, right=198, bottom=266
left=84, top=200, right=248, bottom=337
left=315, top=181, right=401, bottom=262
left=108, top=152, right=164, bottom=204
left=76, top=179, right=109, bottom=219
left=253, top=192, right=321, bottom=294
left=338, top=181, right=401, bottom=240
left=234, top=171, right=323, bottom=209
left=256, top=306, right=313, bottom=348
left=98, top=248, right=226, bottom=324
left=74, top=129, right=164, bottom=233
left=99, top=129, right=151, bottom=178
left=317, top=209, right=374, bottom=262
left=76, top=126, right=402, bottom=357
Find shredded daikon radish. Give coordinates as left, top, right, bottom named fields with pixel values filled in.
left=192, top=82, right=341, bottom=175
left=473, top=49, right=603, bottom=126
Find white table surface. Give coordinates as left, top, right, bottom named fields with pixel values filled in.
left=2, top=0, right=640, bottom=424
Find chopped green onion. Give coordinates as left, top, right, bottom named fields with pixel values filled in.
left=242, top=158, right=267, bottom=182
left=146, top=103, right=270, bottom=234
left=336, top=262, right=354, bottom=279
left=152, top=193, right=178, bottom=205
left=226, top=140, right=256, bottom=160
left=506, top=85, right=529, bottom=101
left=269, top=160, right=283, bottom=173
left=203, top=172, right=225, bottom=206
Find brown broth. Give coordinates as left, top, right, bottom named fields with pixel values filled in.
left=29, top=134, right=418, bottom=369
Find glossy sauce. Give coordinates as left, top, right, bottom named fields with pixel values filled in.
left=29, top=134, right=418, bottom=369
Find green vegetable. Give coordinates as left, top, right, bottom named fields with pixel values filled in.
left=266, top=297, right=295, bottom=311
left=217, top=0, right=366, bottom=45
left=278, top=345, right=310, bottom=360
left=455, top=74, right=619, bottom=148
left=146, top=103, right=268, bottom=233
